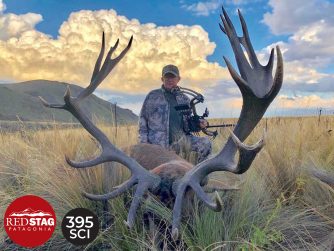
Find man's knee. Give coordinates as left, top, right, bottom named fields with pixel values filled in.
left=189, top=136, right=212, bottom=162
left=191, top=136, right=211, bottom=150
left=201, top=137, right=212, bottom=150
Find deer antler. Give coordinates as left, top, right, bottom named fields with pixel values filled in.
left=171, top=6, right=283, bottom=238
left=39, top=32, right=160, bottom=228
left=311, top=168, right=334, bottom=187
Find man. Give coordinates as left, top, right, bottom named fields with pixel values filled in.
left=138, top=64, right=212, bottom=163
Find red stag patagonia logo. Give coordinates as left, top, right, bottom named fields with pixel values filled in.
left=3, top=195, right=56, bottom=248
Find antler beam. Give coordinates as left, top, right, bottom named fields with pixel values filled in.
left=171, top=6, right=283, bottom=239
left=39, top=33, right=160, bottom=228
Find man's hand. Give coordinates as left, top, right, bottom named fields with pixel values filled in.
left=199, top=119, right=208, bottom=129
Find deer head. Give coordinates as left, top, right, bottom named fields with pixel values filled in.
left=39, top=6, right=283, bottom=239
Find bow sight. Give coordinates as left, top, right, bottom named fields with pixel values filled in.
left=175, top=87, right=235, bottom=139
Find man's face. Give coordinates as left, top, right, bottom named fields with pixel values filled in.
left=161, top=73, right=181, bottom=90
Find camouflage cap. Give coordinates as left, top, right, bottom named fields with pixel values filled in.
left=162, top=64, right=180, bottom=77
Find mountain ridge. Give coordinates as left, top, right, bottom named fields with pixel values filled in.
left=0, top=80, right=138, bottom=124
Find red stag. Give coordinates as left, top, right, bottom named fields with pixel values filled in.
left=39, top=6, right=283, bottom=239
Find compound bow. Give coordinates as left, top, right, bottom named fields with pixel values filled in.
left=175, top=87, right=235, bottom=139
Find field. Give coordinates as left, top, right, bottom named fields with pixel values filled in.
left=0, top=116, right=333, bottom=250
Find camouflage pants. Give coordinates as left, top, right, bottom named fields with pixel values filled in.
left=170, top=134, right=212, bottom=164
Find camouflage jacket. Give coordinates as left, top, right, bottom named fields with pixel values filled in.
left=138, top=86, right=190, bottom=148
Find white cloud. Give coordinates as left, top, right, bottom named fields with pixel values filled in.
left=202, top=82, right=334, bottom=118
left=0, top=0, right=5, bottom=13
left=180, top=0, right=259, bottom=16
left=0, top=13, right=43, bottom=40
left=0, top=0, right=42, bottom=40
left=226, top=0, right=263, bottom=5
left=181, top=0, right=221, bottom=16
left=260, top=0, right=334, bottom=95
left=262, top=0, right=334, bottom=35
left=260, top=20, right=334, bottom=69
left=276, top=95, right=334, bottom=109
left=201, top=96, right=242, bottom=118
left=0, top=8, right=230, bottom=94
left=284, top=61, right=329, bottom=85
left=286, top=20, right=334, bottom=68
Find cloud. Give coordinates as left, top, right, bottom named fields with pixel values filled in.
left=0, top=7, right=230, bottom=94
left=262, top=0, right=334, bottom=35
left=225, top=0, right=264, bottom=5
left=200, top=96, right=242, bottom=118
left=0, top=0, right=5, bottom=13
left=262, top=0, right=334, bottom=67
left=181, top=0, right=221, bottom=16
left=0, top=0, right=42, bottom=40
left=283, top=61, right=329, bottom=85
left=227, top=0, right=247, bottom=4
left=180, top=0, right=262, bottom=16
left=277, top=95, right=334, bottom=109
left=286, top=20, right=334, bottom=68
left=193, top=92, right=334, bottom=118
left=259, top=0, right=334, bottom=96
left=260, top=20, right=334, bottom=69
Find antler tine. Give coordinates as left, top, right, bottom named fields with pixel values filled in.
left=65, top=154, right=108, bottom=168
left=90, top=31, right=106, bottom=84
left=40, top=33, right=160, bottom=229
left=83, top=177, right=137, bottom=200
left=220, top=6, right=251, bottom=77
left=237, top=9, right=260, bottom=68
left=76, top=34, right=133, bottom=101
left=84, top=177, right=156, bottom=228
left=221, top=6, right=236, bottom=36
left=266, top=48, right=275, bottom=72
left=310, top=168, right=334, bottom=187
left=171, top=7, right=283, bottom=239
left=39, top=96, right=66, bottom=109
left=218, top=23, right=226, bottom=35
left=172, top=183, right=187, bottom=239
left=266, top=46, right=283, bottom=100
left=191, top=183, right=223, bottom=211
left=125, top=182, right=152, bottom=228
left=223, top=56, right=249, bottom=96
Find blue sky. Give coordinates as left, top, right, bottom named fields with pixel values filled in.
left=1, top=0, right=334, bottom=117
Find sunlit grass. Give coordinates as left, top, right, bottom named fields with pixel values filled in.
left=0, top=116, right=333, bottom=250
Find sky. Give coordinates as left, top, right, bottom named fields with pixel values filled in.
left=0, top=0, right=334, bottom=118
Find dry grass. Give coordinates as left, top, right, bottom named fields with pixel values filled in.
left=0, top=116, right=333, bottom=250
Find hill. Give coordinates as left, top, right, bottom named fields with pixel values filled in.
left=0, top=80, right=138, bottom=124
